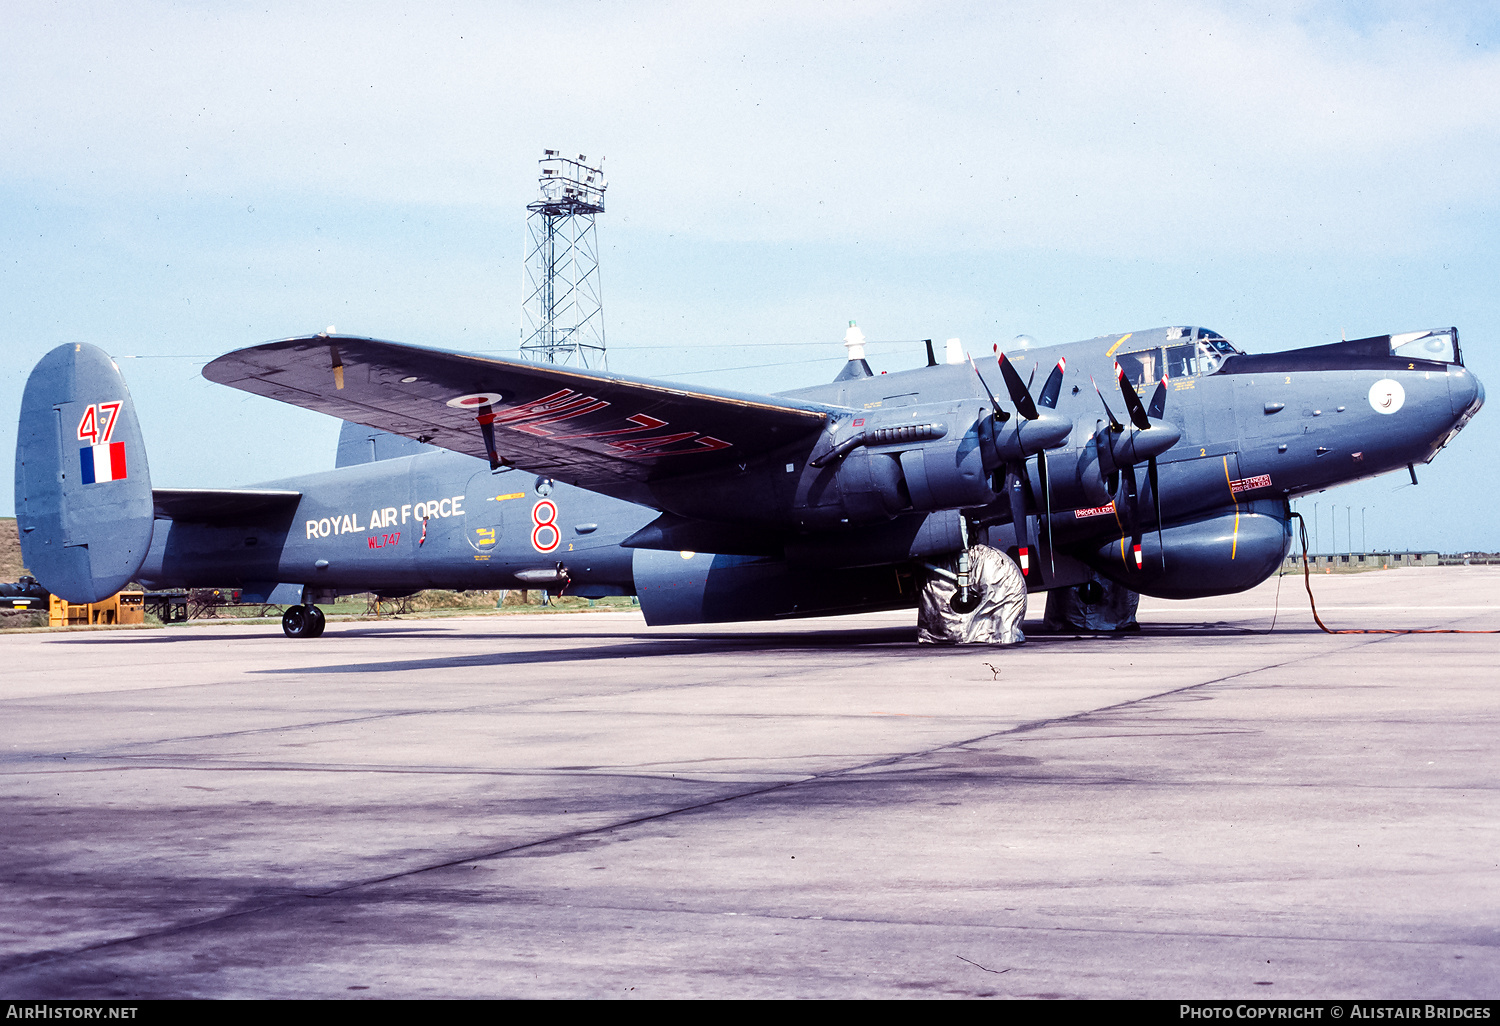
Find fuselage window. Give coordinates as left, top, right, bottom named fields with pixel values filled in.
left=1116, top=349, right=1160, bottom=388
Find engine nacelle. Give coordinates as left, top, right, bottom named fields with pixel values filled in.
left=632, top=548, right=915, bottom=625
left=784, top=510, right=963, bottom=569
left=1080, top=499, right=1291, bottom=599
left=795, top=404, right=998, bottom=530
left=1032, top=443, right=1114, bottom=511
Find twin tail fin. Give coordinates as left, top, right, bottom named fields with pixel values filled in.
left=15, top=344, right=154, bottom=603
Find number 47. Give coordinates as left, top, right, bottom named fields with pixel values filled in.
left=77, top=401, right=122, bottom=445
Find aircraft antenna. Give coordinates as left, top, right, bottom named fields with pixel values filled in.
left=520, top=150, right=608, bottom=369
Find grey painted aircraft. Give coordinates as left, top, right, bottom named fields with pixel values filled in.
left=13, top=323, right=1482, bottom=637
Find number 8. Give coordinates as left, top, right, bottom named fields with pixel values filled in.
left=531, top=500, right=560, bottom=553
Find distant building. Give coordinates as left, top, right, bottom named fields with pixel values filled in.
left=1284, top=551, right=1440, bottom=571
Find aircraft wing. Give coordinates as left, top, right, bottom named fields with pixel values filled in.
left=203, top=336, right=834, bottom=503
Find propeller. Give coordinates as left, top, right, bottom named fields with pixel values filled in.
left=1086, top=367, right=1178, bottom=571
left=973, top=350, right=1073, bottom=580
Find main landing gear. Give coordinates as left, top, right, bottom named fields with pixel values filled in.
left=281, top=604, right=326, bottom=638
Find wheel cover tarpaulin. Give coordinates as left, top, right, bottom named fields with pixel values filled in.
left=917, top=544, right=1027, bottom=646
left=1043, top=573, right=1140, bottom=632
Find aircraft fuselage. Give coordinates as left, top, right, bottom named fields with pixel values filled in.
left=139, top=451, right=653, bottom=600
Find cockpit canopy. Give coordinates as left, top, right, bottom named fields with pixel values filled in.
left=1391, top=328, right=1461, bottom=365
left=1116, top=326, right=1243, bottom=387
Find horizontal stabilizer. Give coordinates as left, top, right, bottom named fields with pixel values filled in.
left=152, top=488, right=303, bottom=523
left=204, top=335, right=833, bottom=505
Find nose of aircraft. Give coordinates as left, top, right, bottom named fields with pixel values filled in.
left=1449, top=365, right=1484, bottom=423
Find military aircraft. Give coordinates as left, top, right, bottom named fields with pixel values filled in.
left=13, top=322, right=1482, bottom=637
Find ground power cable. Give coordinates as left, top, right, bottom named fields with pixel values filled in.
left=1287, top=511, right=1500, bottom=635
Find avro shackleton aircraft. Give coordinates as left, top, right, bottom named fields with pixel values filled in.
left=14, top=323, right=1482, bottom=637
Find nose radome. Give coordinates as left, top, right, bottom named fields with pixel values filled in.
left=1450, top=366, right=1484, bottom=420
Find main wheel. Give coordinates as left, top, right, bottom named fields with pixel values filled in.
left=282, top=604, right=314, bottom=638
left=950, top=591, right=979, bottom=614
left=305, top=604, right=326, bottom=638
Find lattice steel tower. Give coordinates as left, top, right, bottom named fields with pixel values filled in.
left=520, top=150, right=608, bottom=368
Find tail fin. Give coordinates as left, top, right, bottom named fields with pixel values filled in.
left=15, top=344, right=154, bottom=602
left=335, top=419, right=440, bottom=468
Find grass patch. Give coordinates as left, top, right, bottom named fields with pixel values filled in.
left=120, top=590, right=640, bottom=629
left=1, top=517, right=27, bottom=581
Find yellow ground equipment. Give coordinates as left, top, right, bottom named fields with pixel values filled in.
left=48, top=590, right=145, bottom=627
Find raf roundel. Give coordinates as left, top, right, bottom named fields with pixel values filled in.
left=1368, top=379, right=1405, bottom=415
left=446, top=392, right=504, bottom=409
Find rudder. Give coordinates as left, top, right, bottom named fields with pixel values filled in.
left=15, top=344, right=155, bottom=603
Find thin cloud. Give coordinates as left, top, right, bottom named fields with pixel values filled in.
left=2, top=0, right=1497, bottom=258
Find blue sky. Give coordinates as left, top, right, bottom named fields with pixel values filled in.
left=4, top=1, right=1499, bottom=551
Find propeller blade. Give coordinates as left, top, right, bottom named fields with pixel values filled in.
left=1122, top=463, right=1143, bottom=571
left=1040, top=450, right=1056, bottom=575
left=967, top=354, right=1008, bottom=421
left=1090, top=376, right=1124, bottom=432
left=1147, top=373, right=1168, bottom=421
left=1038, top=358, right=1066, bottom=409
left=997, top=352, right=1040, bottom=421
left=1115, top=362, right=1152, bottom=431
left=1006, top=466, right=1032, bottom=578
left=1148, top=455, right=1165, bottom=569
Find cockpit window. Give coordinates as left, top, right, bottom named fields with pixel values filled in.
left=1391, top=328, right=1460, bottom=365
left=1121, top=331, right=1243, bottom=382
left=1164, top=342, right=1198, bottom=377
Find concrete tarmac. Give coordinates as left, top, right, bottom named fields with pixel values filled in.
left=1, top=566, right=1497, bottom=999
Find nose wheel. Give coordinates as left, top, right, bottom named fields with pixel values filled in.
left=282, top=604, right=326, bottom=638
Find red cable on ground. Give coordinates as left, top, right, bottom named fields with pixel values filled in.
left=1289, top=513, right=1500, bottom=635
